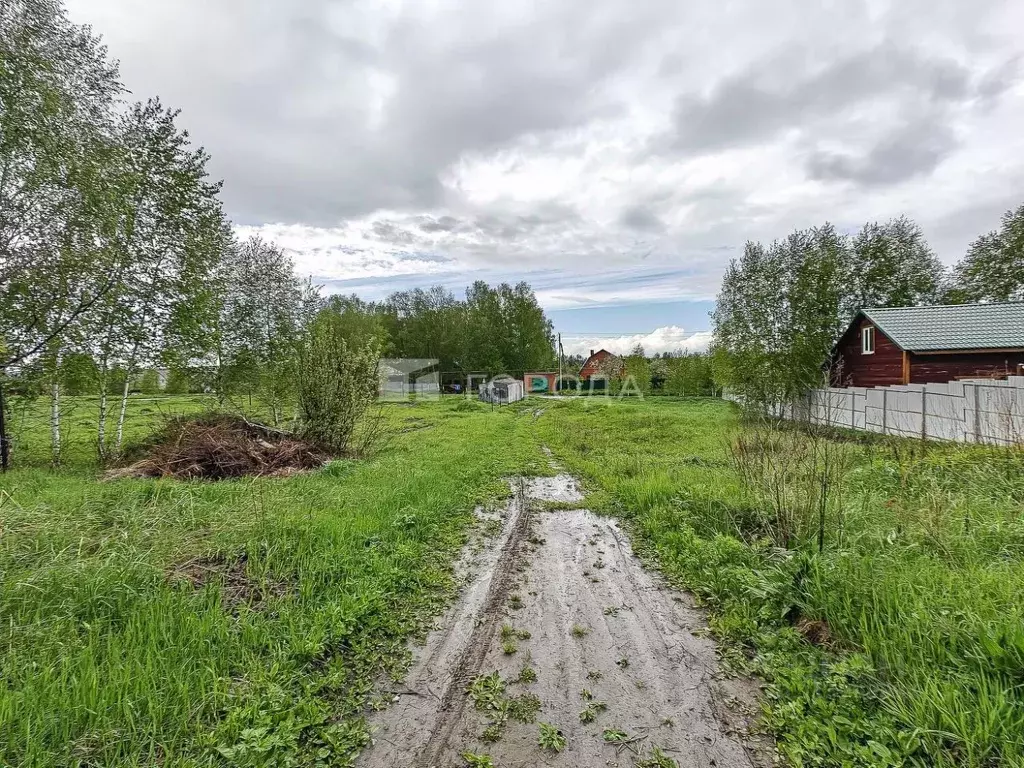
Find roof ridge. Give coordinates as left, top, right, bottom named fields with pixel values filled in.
left=863, top=300, right=1024, bottom=312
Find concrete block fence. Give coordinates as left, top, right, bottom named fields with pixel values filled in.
left=776, top=376, right=1024, bottom=444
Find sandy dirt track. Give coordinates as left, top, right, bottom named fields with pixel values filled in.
left=357, top=470, right=766, bottom=768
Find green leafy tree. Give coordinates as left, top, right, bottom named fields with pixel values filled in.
left=164, top=367, right=192, bottom=395
left=848, top=216, right=944, bottom=311
left=0, top=0, right=125, bottom=371
left=88, top=99, right=225, bottom=458
left=713, top=225, right=850, bottom=406
left=59, top=352, right=98, bottom=395
left=218, top=236, right=317, bottom=423
left=952, top=203, right=1024, bottom=302
left=136, top=369, right=161, bottom=395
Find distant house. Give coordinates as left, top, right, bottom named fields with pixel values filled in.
left=579, top=349, right=620, bottom=380
left=832, top=303, right=1024, bottom=388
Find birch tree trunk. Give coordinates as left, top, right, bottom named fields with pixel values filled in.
left=113, top=349, right=138, bottom=456
left=50, top=378, right=61, bottom=466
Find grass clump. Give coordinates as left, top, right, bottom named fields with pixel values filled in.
left=507, top=693, right=542, bottom=724
left=537, top=722, right=566, bottom=753
left=516, top=665, right=538, bottom=684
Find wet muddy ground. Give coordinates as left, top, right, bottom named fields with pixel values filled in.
left=357, top=469, right=767, bottom=768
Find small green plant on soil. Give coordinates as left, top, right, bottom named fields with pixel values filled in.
left=516, top=665, right=538, bottom=684
left=587, top=669, right=603, bottom=680
left=480, top=725, right=503, bottom=744
left=507, top=692, right=542, bottom=723
left=603, top=728, right=629, bottom=744
left=538, top=722, right=567, bottom=753
left=502, top=624, right=532, bottom=641
left=502, top=639, right=518, bottom=655
left=579, top=688, right=593, bottom=700
left=593, top=559, right=606, bottom=569
left=616, top=657, right=630, bottom=668
left=579, top=701, right=607, bottom=724
left=508, top=594, right=524, bottom=610
left=571, top=623, right=590, bottom=638
left=636, top=747, right=679, bottom=768
left=469, top=672, right=506, bottom=711
left=603, top=606, right=620, bottom=616
left=461, top=753, right=495, bottom=768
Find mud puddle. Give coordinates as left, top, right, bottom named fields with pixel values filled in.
left=357, top=472, right=766, bottom=768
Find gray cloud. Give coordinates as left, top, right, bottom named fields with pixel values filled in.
left=661, top=42, right=990, bottom=155
left=619, top=205, right=665, bottom=233
left=68, top=0, right=1024, bottom=310
left=805, top=120, right=960, bottom=186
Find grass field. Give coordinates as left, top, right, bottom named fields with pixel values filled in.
left=0, top=396, right=547, bottom=766
left=533, top=397, right=1024, bottom=767
left=2, top=395, right=1022, bottom=766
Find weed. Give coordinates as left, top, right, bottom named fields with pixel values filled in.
left=469, top=672, right=506, bottom=711
left=636, top=746, right=679, bottom=768
left=602, top=728, right=629, bottom=744
left=508, top=594, right=524, bottom=610
left=603, top=606, right=620, bottom=616
left=507, top=693, right=542, bottom=724
left=480, top=725, right=503, bottom=744
left=579, top=701, right=607, bottom=724
left=502, top=640, right=518, bottom=655
left=461, top=753, right=495, bottom=768
left=616, top=657, right=630, bottom=669
left=515, top=665, right=537, bottom=684
left=586, top=670, right=603, bottom=681
left=580, top=688, right=593, bottom=700
left=571, top=623, right=590, bottom=638
left=538, top=722, right=567, bottom=753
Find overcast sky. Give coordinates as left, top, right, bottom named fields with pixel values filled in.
left=67, top=0, right=1024, bottom=354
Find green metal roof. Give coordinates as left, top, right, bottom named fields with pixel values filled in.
left=861, top=302, right=1024, bottom=352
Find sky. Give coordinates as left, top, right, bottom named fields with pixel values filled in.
left=67, top=0, right=1024, bottom=355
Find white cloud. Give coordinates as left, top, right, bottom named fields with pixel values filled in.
left=564, top=326, right=713, bottom=357
left=66, top=0, right=1024, bottom=318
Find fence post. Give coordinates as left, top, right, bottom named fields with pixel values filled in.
left=974, top=384, right=982, bottom=444
left=921, top=390, right=927, bottom=440
left=882, top=388, right=888, bottom=435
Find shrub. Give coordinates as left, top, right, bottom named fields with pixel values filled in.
left=297, top=310, right=381, bottom=454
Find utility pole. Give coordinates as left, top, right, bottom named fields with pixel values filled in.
left=557, top=334, right=562, bottom=394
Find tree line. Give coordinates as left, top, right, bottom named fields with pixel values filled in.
left=712, top=206, right=1024, bottom=405
left=0, top=0, right=557, bottom=467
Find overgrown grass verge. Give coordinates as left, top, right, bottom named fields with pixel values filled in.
left=533, top=397, right=1024, bottom=767
left=0, top=398, right=545, bottom=766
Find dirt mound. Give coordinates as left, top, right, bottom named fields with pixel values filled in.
left=107, top=414, right=330, bottom=480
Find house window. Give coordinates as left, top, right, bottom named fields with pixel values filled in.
left=862, top=326, right=875, bottom=355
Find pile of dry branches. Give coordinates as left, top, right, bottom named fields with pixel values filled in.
left=108, top=414, right=330, bottom=480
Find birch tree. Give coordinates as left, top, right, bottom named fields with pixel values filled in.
left=1, top=0, right=126, bottom=464
left=85, top=99, right=224, bottom=458
left=952, top=203, right=1024, bottom=302
left=219, top=236, right=315, bottom=424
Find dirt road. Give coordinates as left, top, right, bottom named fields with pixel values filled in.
left=357, top=469, right=765, bottom=768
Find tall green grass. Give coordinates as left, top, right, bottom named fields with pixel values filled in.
left=534, top=397, right=1024, bottom=767
left=0, top=398, right=545, bottom=766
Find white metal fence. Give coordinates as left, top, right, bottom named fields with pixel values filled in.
left=761, top=377, right=1024, bottom=444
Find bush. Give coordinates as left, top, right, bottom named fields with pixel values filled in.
left=298, top=310, right=381, bottom=454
